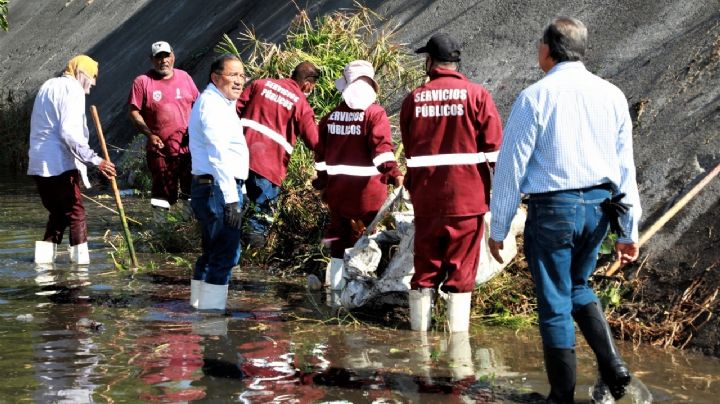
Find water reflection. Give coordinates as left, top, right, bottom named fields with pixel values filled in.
left=133, top=331, right=206, bottom=402
left=31, top=267, right=99, bottom=403
left=4, top=176, right=720, bottom=402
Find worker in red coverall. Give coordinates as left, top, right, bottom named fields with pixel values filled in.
left=236, top=62, right=320, bottom=247
left=313, top=60, right=403, bottom=290
left=128, top=41, right=199, bottom=209
left=400, top=33, right=503, bottom=333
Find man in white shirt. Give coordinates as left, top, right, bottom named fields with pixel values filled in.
left=27, top=55, right=116, bottom=265
left=188, top=54, right=249, bottom=311
left=489, top=18, right=641, bottom=402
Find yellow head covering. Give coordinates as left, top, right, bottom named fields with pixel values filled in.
left=63, top=55, right=99, bottom=79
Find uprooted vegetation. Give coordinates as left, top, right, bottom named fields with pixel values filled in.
left=215, top=3, right=422, bottom=274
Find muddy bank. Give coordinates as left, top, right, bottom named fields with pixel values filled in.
left=1, top=0, right=719, bottom=354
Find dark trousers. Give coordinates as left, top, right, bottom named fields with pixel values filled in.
left=147, top=152, right=191, bottom=205
left=411, top=215, right=483, bottom=293
left=524, top=185, right=611, bottom=349
left=245, top=171, right=280, bottom=235
left=32, top=170, right=87, bottom=246
left=190, top=177, right=243, bottom=286
left=325, top=210, right=377, bottom=259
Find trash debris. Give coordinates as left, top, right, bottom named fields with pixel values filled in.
left=340, top=190, right=526, bottom=309
left=76, top=317, right=104, bottom=331
left=16, top=314, right=33, bottom=322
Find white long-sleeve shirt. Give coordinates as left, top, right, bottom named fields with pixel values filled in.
left=189, top=83, right=248, bottom=204
left=490, top=62, right=642, bottom=243
left=27, top=75, right=103, bottom=188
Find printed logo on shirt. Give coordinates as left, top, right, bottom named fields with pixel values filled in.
left=176, top=88, right=182, bottom=99
left=327, top=111, right=365, bottom=136
left=260, top=81, right=299, bottom=111
left=413, top=88, right=467, bottom=118
left=153, top=90, right=162, bottom=102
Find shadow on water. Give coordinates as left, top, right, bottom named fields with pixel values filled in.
left=2, top=175, right=720, bottom=402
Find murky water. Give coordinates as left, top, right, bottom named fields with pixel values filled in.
left=2, top=176, right=720, bottom=403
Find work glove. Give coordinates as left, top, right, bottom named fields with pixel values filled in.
left=224, top=202, right=243, bottom=230
left=601, top=193, right=631, bottom=238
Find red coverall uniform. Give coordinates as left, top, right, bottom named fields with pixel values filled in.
left=313, top=102, right=402, bottom=258
left=400, top=67, right=503, bottom=293
left=236, top=78, right=318, bottom=186
left=128, top=69, right=199, bottom=204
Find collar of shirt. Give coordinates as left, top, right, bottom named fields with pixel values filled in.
left=61, top=74, right=84, bottom=91
left=546, top=60, right=586, bottom=76
left=428, top=67, right=467, bottom=81
left=206, top=82, right=236, bottom=106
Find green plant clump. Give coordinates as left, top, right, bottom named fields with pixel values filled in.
left=214, top=3, right=423, bottom=272
left=1, top=0, right=9, bottom=32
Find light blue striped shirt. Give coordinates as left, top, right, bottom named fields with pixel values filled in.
left=490, top=61, right=641, bottom=243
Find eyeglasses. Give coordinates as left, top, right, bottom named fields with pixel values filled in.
left=218, top=72, right=249, bottom=80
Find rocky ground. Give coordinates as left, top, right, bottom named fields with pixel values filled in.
left=1, top=0, right=718, bottom=354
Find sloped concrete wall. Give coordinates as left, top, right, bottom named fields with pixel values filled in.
left=1, top=0, right=719, bottom=349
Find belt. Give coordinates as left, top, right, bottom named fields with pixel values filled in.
left=529, top=183, right=613, bottom=199
left=193, top=174, right=242, bottom=184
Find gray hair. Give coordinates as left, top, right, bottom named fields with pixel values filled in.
left=542, top=17, right=587, bottom=62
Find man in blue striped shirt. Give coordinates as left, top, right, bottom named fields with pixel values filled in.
left=488, top=17, right=642, bottom=403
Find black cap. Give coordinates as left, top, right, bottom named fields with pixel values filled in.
left=415, top=33, right=461, bottom=62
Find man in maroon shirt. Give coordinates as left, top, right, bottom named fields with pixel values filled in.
left=400, top=33, right=503, bottom=333
left=313, top=60, right=403, bottom=290
left=128, top=41, right=199, bottom=209
left=236, top=62, right=320, bottom=247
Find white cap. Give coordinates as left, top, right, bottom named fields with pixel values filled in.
left=335, top=60, right=379, bottom=92
left=151, top=41, right=173, bottom=56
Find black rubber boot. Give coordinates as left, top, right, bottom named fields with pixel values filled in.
left=544, top=347, right=576, bottom=404
left=573, top=301, right=631, bottom=400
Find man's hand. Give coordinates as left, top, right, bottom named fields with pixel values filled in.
left=615, top=242, right=639, bottom=267
left=148, top=134, right=164, bottom=151
left=394, top=175, right=404, bottom=188
left=98, top=160, right=116, bottom=179
left=488, top=238, right=504, bottom=264
left=223, top=202, right=243, bottom=229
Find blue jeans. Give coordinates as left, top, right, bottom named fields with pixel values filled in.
left=244, top=171, right=280, bottom=235
left=524, top=185, right=611, bottom=349
left=190, top=177, right=243, bottom=286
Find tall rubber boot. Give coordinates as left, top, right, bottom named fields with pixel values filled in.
left=409, top=288, right=434, bottom=331
left=34, top=241, right=56, bottom=264
left=190, top=279, right=203, bottom=308
left=69, top=242, right=90, bottom=265
left=198, top=282, right=229, bottom=311
left=325, top=258, right=345, bottom=290
left=544, top=347, right=576, bottom=404
left=573, top=301, right=631, bottom=400
left=447, top=292, right=472, bottom=333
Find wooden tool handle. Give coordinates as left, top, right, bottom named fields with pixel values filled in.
left=605, top=162, right=720, bottom=276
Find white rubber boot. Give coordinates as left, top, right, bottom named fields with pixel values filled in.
left=198, top=282, right=228, bottom=311
left=326, top=258, right=345, bottom=290
left=150, top=198, right=171, bottom=209
left=409, top=288, right=434, bottom=331
left=325, top=289, right=342, bottom=308
left=447, top=332, right=474, bottom=380
left=447, top=292, right=472, bottom=333
left=69, top=242, right=90, bottom=265
left=190, top=279, right=203, bottom=308
left=34, top=241, right=56, bottom=264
